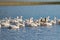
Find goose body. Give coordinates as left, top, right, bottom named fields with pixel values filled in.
left=9, top=25, right=19, bottom=29
left=0, top=24, right=1, bottom=28
left=1, top=21, right=10, bottom=27
left=51, top=16, right=56, bottom=24
left=40, top=22, right=52, bottom=26
left=25, top=17, right=37, bottom=27
left=44, top=22, right=52, bottom=26
left=30, top=22, right=37, bottom=27
left=57, top=19, right=60, bottom=24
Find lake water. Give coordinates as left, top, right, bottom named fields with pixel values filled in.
left=0, top=5, right=60, bottom=40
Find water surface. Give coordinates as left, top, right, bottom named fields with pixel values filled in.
left=0, top=5, right=60, bottom=40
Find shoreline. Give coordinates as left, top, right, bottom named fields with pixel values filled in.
left=0, top=2, right=60, bottom=6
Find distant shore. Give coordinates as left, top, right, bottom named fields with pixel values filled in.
left=0, top=2, right=60, bottom=6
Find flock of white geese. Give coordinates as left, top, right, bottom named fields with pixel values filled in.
left=0, top=16, right=60, bottom=29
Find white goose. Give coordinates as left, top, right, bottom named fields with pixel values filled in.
left=25, top=17, right=37, bottom=27
left=9, top=21, right=25, bottom=29
left=40, top=16, right=52, bottom=26
left=9, top=25, right=19, bottom=29
left=25, top=17, right=33, bottom=25
left=8, top=22, right=20, bottom=29
left=51, top=16, right=56, bottom=24
left=40, top=22, right=52, bottom=26
left=0, top=21, right=1, bottom=28
left=1, top=20, right=10, bottom=27
left=46, top=16, right=50, bottom=22
left=19, top=21, right=25, bottom=27
left=16, top=16, right=23, bottom=22
left=30, top=22, right=37, bottom=27
left=35, top=19, right=40, bottom=26
left=43, top=22, right=52, bottom=26
left=0, top=24, right=1, bottom=28
left=19, top=16, right=23, bottom=22
left=44, top=16, right=52, bottom=26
